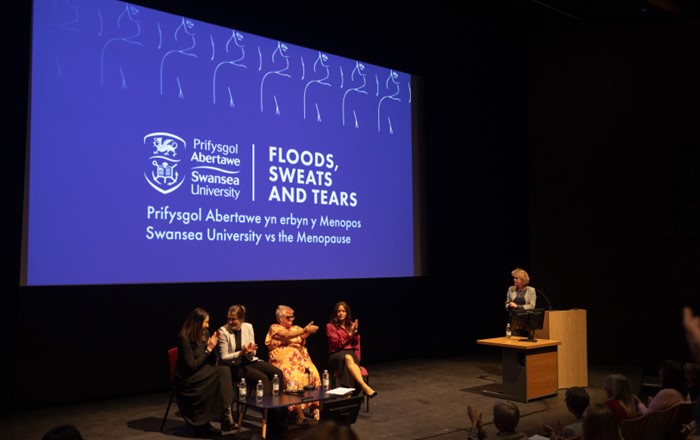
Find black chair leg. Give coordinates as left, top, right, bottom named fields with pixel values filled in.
left=364, top=376, right=370, bottom=412
left=161, top=391, right=174, bottom=431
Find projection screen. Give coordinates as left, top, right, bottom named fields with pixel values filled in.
left=21, top=0, right=424, bottom=286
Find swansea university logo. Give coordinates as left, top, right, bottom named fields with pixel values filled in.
left=144, top=132, right=186, bottom=194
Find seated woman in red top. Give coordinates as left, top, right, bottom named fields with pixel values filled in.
left=603, top=374, right=645, bottom=423
left=325, top=301, right=377, bottom=398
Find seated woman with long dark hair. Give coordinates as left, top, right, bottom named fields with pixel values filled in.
left=174, top=307, right=235, bottom=435
left=325, top=301, right=377, bottom=398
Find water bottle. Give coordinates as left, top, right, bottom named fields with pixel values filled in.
left=272, top=374, right=280, bottom=396
left=322, top=370, right=330, bottom=390
left=256, top=379, right=264, bottom=401
left=506, top=323, right=512, bottom=338
left=238, top=378, right=247, bottom=399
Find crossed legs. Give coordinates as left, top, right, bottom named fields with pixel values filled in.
left=343, top=353, right=375, bottom=395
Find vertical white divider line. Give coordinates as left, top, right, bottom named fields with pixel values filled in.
left=251, top=143, right=255, bottom=201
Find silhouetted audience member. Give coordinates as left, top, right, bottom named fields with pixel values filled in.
left=640, top=359, right=690, bottom=415
left=683, top=306, right=700, bottom=438
left=602, top=373, right=645, bottom=423
left=581, top=403, right=623, bottom=440
left=466, top=400, right=528, bottom=440
left=685, top=362, right=700, bottom=401
left=42, top=425, right=84, bottom=440
left=541, top=386, right=590, bottom=439
left=685, top=307, right=700, bottom=365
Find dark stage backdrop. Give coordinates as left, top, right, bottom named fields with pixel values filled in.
left=527, top=21, right=700, bottom=374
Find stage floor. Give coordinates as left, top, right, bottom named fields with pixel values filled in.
left=0, top=354, right=643, bottom=440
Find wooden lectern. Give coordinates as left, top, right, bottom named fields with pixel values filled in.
left=535, top=309, right=588, bottom=388
left=477, top=337, right=560, bottom=402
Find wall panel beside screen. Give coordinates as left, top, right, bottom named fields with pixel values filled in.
left=21, top=0, right=426, bottom=286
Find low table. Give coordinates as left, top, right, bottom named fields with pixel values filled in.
left=235, top=389, right=339, bottom=438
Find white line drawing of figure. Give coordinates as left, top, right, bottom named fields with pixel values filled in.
left=303, top=51, right=331, bottom=121
left=159, top=16, right=197, bottom=98
left=342, top=60, right=368, bottom=128
left=99, top=3, right=143, bottom=87
left=37, top=0, right=83, bottom=79
left=259, top=41, right=290, bottom=114
left=377, top=69, right=401, bottom=133
left=212, top=30, right=247, bottom=107
left=40, top=0, right=81, bottom=33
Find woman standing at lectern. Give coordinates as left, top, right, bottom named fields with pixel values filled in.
left=505, top=267, right=537, bottom=312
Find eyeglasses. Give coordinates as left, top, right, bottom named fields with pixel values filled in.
left=285, top=315, right=295, bottom=320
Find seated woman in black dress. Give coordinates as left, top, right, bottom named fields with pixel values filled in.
left=174, top=307, right=235, bottom=435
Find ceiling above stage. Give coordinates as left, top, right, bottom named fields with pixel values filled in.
left=515, top=0, right=700, bottom=31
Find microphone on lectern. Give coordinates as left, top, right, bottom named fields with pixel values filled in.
left=536, top=289, right=553, bottom=310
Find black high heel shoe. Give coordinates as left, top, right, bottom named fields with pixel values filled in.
left=365, top=391, right=378, bottom=398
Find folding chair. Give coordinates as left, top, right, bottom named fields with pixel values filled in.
left=667, top=401, right=696, bottom=440
left=641, top=405, right=675, bottom=440
left=331, top=341, right=370, bottom=413
left=620, top=413, right=648, bottom=440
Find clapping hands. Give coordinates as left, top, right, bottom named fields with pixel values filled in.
left=541, top=419, right=563, bottom=437
left=684, top=307, right=700, bottom=363
left=467, top=405, right=483, bottom=430
left=304, top=321, right=319, bottom=334
left=241, top=342, right=257, bottom=355
left=206, top=329, right=221, bottom=352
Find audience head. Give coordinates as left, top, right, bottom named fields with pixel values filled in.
left=603, top=373, right=637, bottom=418
left=658, top=359, right=688, bottom=395
left=179, top=307, right=210, bottom=343
left=294, top=420, right=359, bottom=440
left=565, top=386, right=590, bottom=418
left=42, top=425, right=84, bottom=440
left=492, top=400, right=520, bottom=433
left=276, top=305, right=295, bottom=328
left=330, top=301, right=353, bottom=325
left=582, top=403, right=622, bottom=440
left=511, top=268, right=530, bottom=286
left=603, top=373, right=632, bottom=400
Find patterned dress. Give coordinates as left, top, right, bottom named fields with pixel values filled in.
left=265, top=323, right=321, bottom=413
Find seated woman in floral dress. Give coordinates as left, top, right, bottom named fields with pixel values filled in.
left=265, top=304, right=321, bottom=425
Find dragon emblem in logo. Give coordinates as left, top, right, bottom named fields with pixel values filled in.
left=143, top=132, right=186, bottom=194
